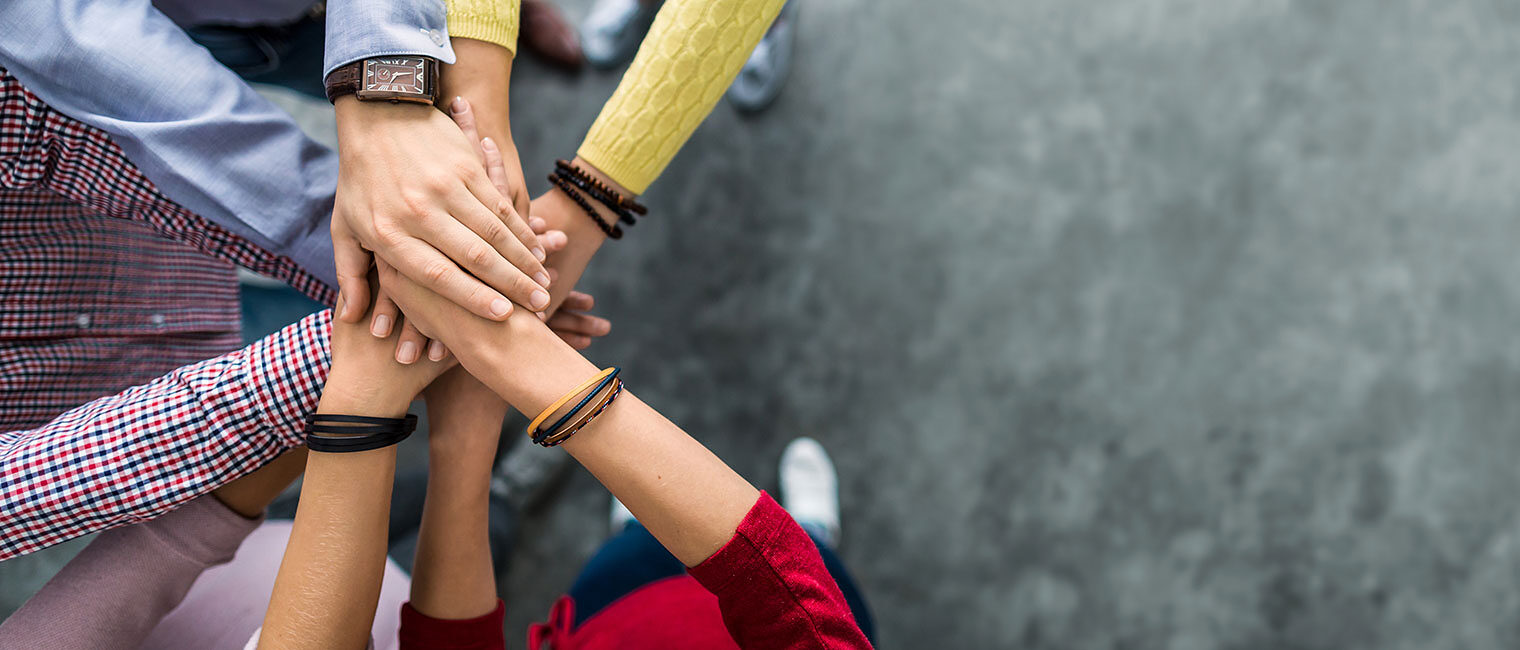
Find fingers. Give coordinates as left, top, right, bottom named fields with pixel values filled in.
left=546, top=310, right=612, bottom=338
left=333, top=234, right=374, bottom=323
left=395, top=318, right=428, bottom=365
left=383, top=239, right=513, bottom=320
left=434, top=196, right=551, bottom=312
left=482, top=136, right=511, bottom=197
left=560, top=290, right=595, bottom=312
left=480, top=137, right=544, bottom=261
left=540, top=228, right=568, bottom=254
left=449, top=97, right=483, bottom=159
left=370, top=290, right=400, bottom=338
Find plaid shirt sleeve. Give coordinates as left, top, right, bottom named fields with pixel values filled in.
left=0, top=310, right=333, bottom=561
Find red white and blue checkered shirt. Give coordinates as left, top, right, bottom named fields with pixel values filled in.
left=0, top=71, right=338, bottom=560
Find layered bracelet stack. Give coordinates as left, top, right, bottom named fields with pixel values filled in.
left=305, top=413, right=419, bottom=453
left=527, top=366, right=626, bottom=447
left=547, top=160, right=647, bottom=241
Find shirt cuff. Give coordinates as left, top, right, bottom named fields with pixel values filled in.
left=322, top=0, right=458, bottom=76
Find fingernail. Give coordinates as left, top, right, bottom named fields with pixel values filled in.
left=530, top=290, right=550, bottom=310
left=398, top=341, right=419, bottom=364
left=490, top=298, right=512, bottom=318
left=533, top=247, right=546, bottom=262
left=538, top=310, right=548, bottom=321
left=529, top=217, right=546, bottom=231
left=482, top=136, right=496, bottom=151
left=451, top=96, right=465, bottom=113
left=533, top=271, right=551, bottom=287
left=370, top=314, right=391, bottom=337
left=428, top=340, right=447, bottom=361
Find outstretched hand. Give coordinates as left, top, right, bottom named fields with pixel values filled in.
left=329, top=98, right=549, bottom=329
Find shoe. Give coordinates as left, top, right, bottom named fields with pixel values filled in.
left=610, top=495, right=636, bottom=531
left=726, top=0, right=797, bottom=112
left=581, top=0, right=661, bottom=69
left=521, top=0, right=584, bottom=70
left=490, top=437, right=575, bottom=513
left=779, top=436, right=840, bottom=547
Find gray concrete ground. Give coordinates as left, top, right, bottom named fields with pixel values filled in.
left=8, top=0, right=1520, bottom=647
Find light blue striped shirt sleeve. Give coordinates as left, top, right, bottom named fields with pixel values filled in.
left=0, top=0, right=456, bottom=291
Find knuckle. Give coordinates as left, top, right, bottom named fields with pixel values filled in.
left=465, top=243, right=496, bottom=267
left=421, top=260, right=453, bottom=284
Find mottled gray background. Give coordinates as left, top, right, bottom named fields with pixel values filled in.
left=9, top=0, right=1520, bottom=647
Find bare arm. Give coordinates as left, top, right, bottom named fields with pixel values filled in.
left=258, top=295, right=451, bottom=650
left=381, top=264, right=758, bottom=566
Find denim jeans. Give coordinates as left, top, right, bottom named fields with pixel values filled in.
left=567, top=520, right=877, bottom=644
left=187, top=14, right=328, bottom=100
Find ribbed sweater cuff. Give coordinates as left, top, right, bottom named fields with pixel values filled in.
left=576, top=143, right=655, bottom=196
left=448, top=12, right=519, bottom=55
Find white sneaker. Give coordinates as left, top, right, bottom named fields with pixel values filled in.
left=581, top=0, right=662, bottom=69
left=610, top=495, right=636, bottom=531
left=726, top=0, right=797, bottom=112
left=779, top=436, right=840, bottom=547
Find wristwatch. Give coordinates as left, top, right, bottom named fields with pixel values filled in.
left=324, top=56, right=440, bottom=105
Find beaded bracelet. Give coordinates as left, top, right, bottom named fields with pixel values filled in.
left=305, top=413, right=418, bottom=453
left=554, top=159, right=647, bottom=216
left=553, top=167, right=639, bottom=226
left=548, top=174, right=623, bottom=239
left=536, top=377, right=623, bottom=447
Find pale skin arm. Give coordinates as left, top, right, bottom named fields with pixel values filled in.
left=258, top=294, right=452, bottom=650
left=406, top=369, right=507, bottom=619
left=381, top=263, right=759, bottom=566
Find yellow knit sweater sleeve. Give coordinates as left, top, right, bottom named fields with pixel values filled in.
left=577, top=0, right=786, bottom=194
left=446, top=0, right=520, bottom=55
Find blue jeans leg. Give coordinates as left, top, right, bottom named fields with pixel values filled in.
left=567, top=521, right=876, bottom=643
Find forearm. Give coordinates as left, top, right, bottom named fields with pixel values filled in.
left=259, top=385, right=407, bottom=650
left=577, top=0, right=787, bottom=193
left=407, top=421, right=500, bottom=619
left=0, top=311, right=332, bottom=561
left=539, top=156, right=625, bottom=313
left=453, top=318, right=757, bottom=566
left=0, top=496, right=261, bottom=649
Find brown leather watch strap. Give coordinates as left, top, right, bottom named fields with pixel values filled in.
left=323, top=62, right=362, bottom=103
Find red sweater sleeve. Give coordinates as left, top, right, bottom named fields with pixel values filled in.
left=398, top=599, right=506, bottom=650
left=687, top=492, right=873, bottom=649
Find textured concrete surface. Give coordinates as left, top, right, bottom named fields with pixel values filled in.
left=8, top=0, right=1520, bottom=648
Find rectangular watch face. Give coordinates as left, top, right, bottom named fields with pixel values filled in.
left=362, top=57, right=427, bottom=96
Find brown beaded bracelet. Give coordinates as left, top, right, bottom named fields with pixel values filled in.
left=548, top=173, right=623, bottom=240
left=554, top=168, right=638, bottom=226
left=555, top=160, right=647, bottom=215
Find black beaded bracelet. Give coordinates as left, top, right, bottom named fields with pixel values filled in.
left=305, top=413, right=417, bottom=453
left=548, top=174, right=623, bottom=239
left=553, top=167, right=639, bottom=226
left=554, top=159, right=647, bottom=216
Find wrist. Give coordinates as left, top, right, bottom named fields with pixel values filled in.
left=320, top=368, right=417, bottom=417
left=335, top=97, right=438, bottom=141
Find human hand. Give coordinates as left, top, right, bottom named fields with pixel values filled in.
left=329, top=98, right=550, bottom=332
left=328, top=278, right=455, bottom=409
left=546, top=291, right=610, bottom=350
left=366, top=98, right=566, bottom=364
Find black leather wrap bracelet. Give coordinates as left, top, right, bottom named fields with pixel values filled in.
left=305, top=413, right=418, bottom=453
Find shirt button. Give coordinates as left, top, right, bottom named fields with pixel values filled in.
left=151, top=314, right=167, bottom=327
left=75, top=314, right=90, bottom=328
left=428, top=28, right=446, bottom=46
